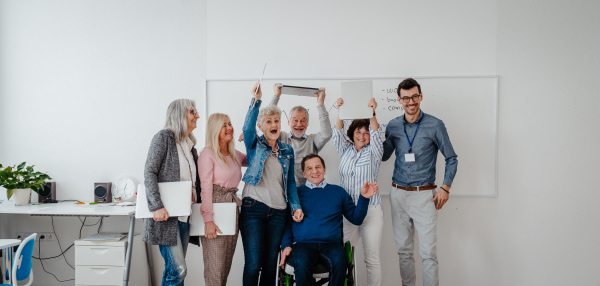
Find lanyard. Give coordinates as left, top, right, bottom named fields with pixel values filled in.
left=403, top=113, right=424, bottom=153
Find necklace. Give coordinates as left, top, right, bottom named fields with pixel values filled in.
left=271, top=145, right=279, bottom=158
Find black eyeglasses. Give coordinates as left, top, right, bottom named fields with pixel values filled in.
left=399, top=94, right=421, bottom=103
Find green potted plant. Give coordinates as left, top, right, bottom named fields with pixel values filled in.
left=0, top=162, right=52, bottom=206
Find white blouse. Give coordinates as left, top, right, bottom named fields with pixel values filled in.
left=176, top=137, right=196, bottom=222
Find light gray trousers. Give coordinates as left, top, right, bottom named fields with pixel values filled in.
left=390, top=186, right=439, bottom=286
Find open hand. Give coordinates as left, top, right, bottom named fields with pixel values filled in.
left=152, top=208, right=169, bottom=222
left=368, top=98, right=378, bottom=110
left=279, top=247, right=292, bottom=267
left=315, top=88, right=326, bottom=105
left=293, top=209, right=304, bottom=222
left=205, top=221, right=222, bottom=239
left=360, top=181, right=379, bottom=199
left=252, top=81, right=262, bottom=99
left=238, top=133, right=244, bottom=142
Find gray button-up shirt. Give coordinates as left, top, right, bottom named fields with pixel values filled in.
left=382, top=111, right=458, bottom=187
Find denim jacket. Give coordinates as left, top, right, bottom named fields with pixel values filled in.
left=242, top=98, right=302, bottom=213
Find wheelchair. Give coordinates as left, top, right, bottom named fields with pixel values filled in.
left=276, top=241, right=356, bottom=286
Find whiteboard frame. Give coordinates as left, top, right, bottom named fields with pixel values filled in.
left=204, top=75, right=499, bottom=198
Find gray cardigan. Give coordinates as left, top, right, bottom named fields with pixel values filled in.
left=143, top=129, right=200, bottom=246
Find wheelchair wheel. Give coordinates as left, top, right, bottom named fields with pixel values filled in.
left=344, top=241, right=355, bottom=286
left=278, top=266, right=294, bottom=286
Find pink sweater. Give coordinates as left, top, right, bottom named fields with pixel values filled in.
left=198, top=148, right=247, bottom=222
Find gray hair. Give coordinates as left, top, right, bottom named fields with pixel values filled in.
left=257, top=105, right=282, bottom=126
left=164, top=99, right=197, bottom=146
left=289, top=106, right=309, bottom=123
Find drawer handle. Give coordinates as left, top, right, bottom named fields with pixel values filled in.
left=91, top=268, right=110, bottom=275
left=91, top=248, right=110, bottom=255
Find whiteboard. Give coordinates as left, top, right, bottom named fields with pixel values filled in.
left=206, top=77, right=497, bottom=197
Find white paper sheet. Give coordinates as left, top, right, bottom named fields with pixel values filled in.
left=339, top=80, right=374, bottom=119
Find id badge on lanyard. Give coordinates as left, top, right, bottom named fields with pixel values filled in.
left=403, top=114, right=423, bottom=163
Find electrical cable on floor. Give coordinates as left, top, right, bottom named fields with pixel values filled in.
left=37, top=230, right=74, bottom=282
left=51, top=216, right=74, bottom=269
left=31, top=215, right=105, bottom=281
left=79, top=217, right=87, bottom=239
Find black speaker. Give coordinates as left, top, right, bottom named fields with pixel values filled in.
left=94, top=182, right=112, bottom=203
left=38, top=182, right=56, bottom=203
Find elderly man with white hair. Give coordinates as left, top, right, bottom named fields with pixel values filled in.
left=269, top=83, right=333, bottom=186
left=240, top=83, right=333, bottom=186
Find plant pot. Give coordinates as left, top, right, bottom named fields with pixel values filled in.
left=12, top=188, right=31, bottom=206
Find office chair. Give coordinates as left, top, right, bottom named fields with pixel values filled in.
left=1, top=233, right=36, bottom=286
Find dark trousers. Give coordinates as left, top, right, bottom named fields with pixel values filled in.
left=239, top=197, right=289, bottom=286
left=289, top=242, right=348, bottom=286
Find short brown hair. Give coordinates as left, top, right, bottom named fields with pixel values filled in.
left=397, top=78, right=421, bottom=96
left=301, top=154, right=326, bottom=171
left=346, top=119, right=370, bottom=143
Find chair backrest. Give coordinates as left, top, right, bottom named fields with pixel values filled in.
left=13, top=233, right=36, bottom=283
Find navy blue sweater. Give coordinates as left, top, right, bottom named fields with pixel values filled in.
left=281, top=183, right=369, bottom=249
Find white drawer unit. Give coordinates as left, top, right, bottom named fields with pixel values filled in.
left=75, top=266, right=124, bottom=285
left=75, top=244, right=126, bottom=266
left=75, top=238, right=127, bottom=286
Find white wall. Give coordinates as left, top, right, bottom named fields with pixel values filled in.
left=0, top=0, right=207, bottom=285
left=207, top=0, right=497, bottom=78
left=2, top=0, right=600, bottom=285
left=495, top=0, right=600, bottom=284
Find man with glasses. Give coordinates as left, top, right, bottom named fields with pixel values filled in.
left=382, top=78, right=458, bottom=286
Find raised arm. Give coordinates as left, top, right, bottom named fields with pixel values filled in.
left=343, top=182, right=378, bottom=225
left=334, top=98, right=345, bottom=130
left=268, top=83, right=282, bottom=107
left=369, top=125, right=385, bottom=164
left=368, top=98, right=379, bottom=130
left=313, top=88, right=333, bottom=151
left=242, top=81, right=263, bottom=151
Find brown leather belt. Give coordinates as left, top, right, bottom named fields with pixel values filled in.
left=392, top=183, right=437, bottom=191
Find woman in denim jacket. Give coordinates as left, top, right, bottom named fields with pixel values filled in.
left=239, top=82, right=304, bottom=286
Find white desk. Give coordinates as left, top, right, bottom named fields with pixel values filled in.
left=1, top=239, right=22, bottom=284
left=0, top=202, right=137, bottom=286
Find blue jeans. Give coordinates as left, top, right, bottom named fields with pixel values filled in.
left=289, top=243, right=348, bottom=286
left=239, top=197, right=289, bottom=286
left=158, top=219, right=190, bottom=286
